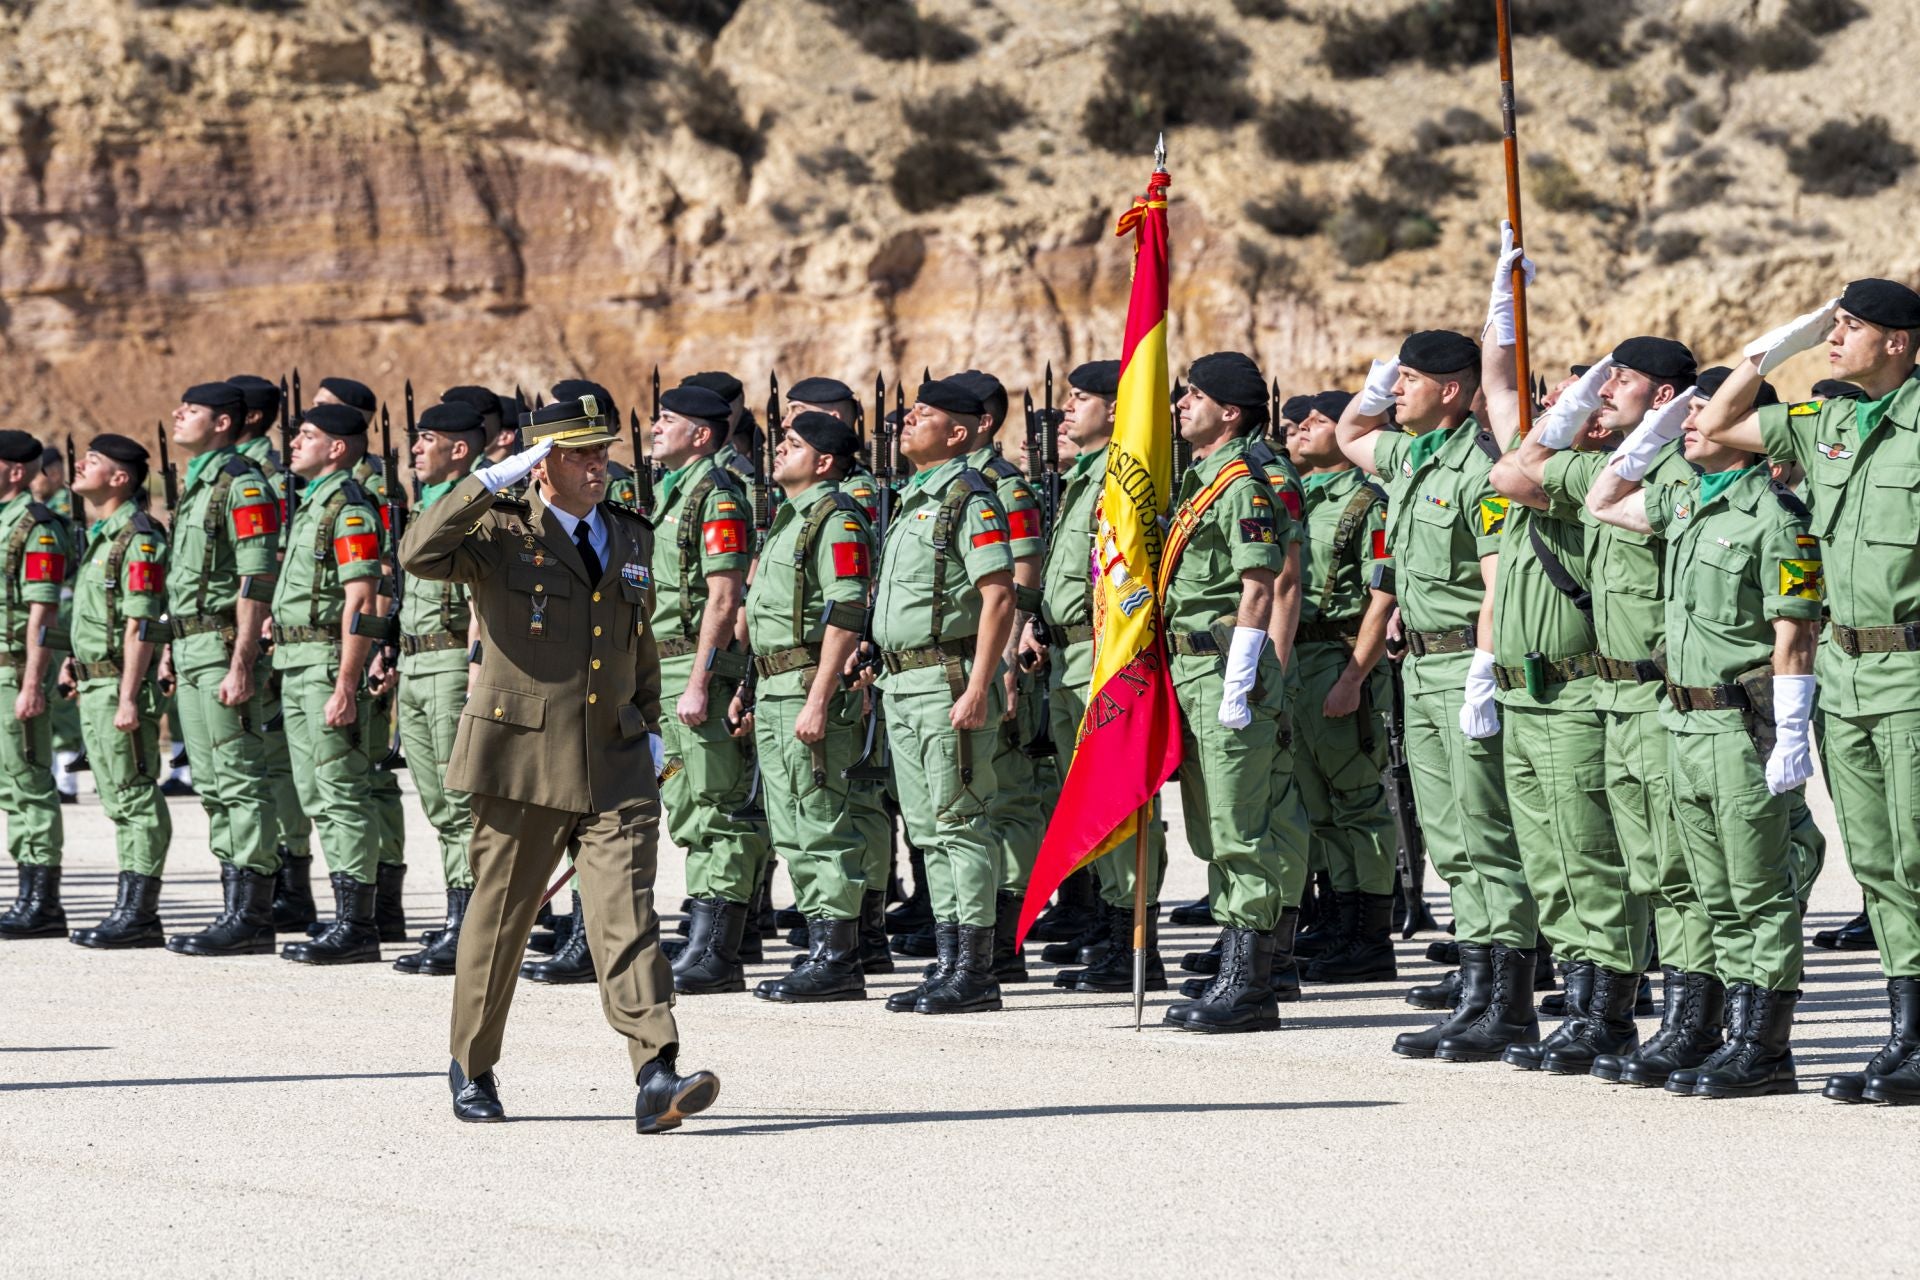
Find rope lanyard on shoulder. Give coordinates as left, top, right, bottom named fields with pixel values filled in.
left=1317, top=482, right=1386, bottom=618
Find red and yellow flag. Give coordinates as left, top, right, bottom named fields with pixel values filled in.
left=1015, top=161, right=1183, bottom=945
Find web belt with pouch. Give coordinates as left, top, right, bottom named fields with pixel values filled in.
left=1666, top=663, right=1778, bottom=758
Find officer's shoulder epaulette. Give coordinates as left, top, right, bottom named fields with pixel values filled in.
left=130, top=511, right=160, bottom=535
left=491, top=495, right=532, bottom=517
left=982, top=453, right=1023, bottom=482
left=1244, top=437, right=1278, bottom=467
left=24, top=500, right=57, bottom=526
left=603, top=499, right=652, bottom=530
left=1787, top=401, right=1821, bottom=417
left=1768, top=478, right=1812, bottom=521
left=220, top=455, right=258, bottom=480
left=949, top=467, right=994, bottom=498
left=340, top=478, right=372, bottom=507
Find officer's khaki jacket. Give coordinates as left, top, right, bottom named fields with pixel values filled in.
left=399, top=473, right=662, bottom=814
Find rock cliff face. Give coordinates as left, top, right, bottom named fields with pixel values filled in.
left=0, top=0, right=1914, bottom=439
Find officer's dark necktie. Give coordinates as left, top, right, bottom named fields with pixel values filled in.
left=574, top=519, right=602, bottom=582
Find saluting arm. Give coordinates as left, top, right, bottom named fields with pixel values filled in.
left=400, top=476, right=503, bottom=584
left=1585, top=464, right=1654, bottom=535
left=1335, top=361, right=1400, bottom=476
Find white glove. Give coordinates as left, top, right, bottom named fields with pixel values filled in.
left=1355, top=358, right=1401, bottom=417
left=1459, top=649, right=1501, bottom=739
left=1217, top=625, right=1266, bottom=730
left=1609, top=385, right=1695, bottom=482
left=1744, top=297, right=1840, bottom=377
left=1766, top=675, right=1816, bottom=796
left=1486, top=220, right=1537, bottom=348
left=1530, top=356, right=1613, bottom=452
left=476, top=438, right=555, bottom=493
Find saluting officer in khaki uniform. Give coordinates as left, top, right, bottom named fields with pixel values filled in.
left=401, top=395, right=721, bottom=1134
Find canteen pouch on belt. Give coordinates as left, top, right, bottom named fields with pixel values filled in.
left=1735, top=663, right=1777, bottom=761
left=1523, top=652, right=1548, bottom=701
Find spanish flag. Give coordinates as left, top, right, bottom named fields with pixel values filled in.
left=1015, top=156, right=1183, bottom=945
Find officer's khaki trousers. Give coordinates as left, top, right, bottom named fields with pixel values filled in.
left=451, top=793, right=679, bottom=1081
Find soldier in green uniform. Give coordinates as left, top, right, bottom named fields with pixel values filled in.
left=872, top=377, right=1016, bottom=1015
left=160, top=383, right=285, bottom=957
left=1155, top=354, right=1296, bottom=1033
left=742, top=412, right=878, bottom=1002
left=1586, top=375, right=1820, bottom=1097
left=392, top=401, right=490, bottom=975
left=62, top=435, right=173, bottom=948
left=1021, top=361, right=1171, bottom=991
left=1336, top=331, right=1536, bottom=1059
left=1285, top=390, right=1398, bottom=983
left=31, top=445, right=82, bottom=803
left=272, top=403, right=391, bottom=965
left=647, top=384, right=766, bottom=994
left=0, top=432, right=73, bottom=939
left=1699, top=278, right=1920, bottom=1106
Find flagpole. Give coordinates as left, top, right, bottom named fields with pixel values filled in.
left=1495, top=0, right=1535, bottom=435
left=1131, top=802, right=1151, bottom=1029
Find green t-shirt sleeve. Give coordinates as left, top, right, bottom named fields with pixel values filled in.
left=1760, top=505, right=1826, bottom=623
left=1000, top=477, right=1045, bottom=559
left=959, top=491, right=1016, bottom=584
left=1469, top=476, right=1511, bottom=560
left=814, top=512, right=875, bottom=606
left=695, top=486, right=754, bottom=574
left=1372, top=431, right=1408, bottom=483
left=121, top=526, right=169, bottom=620
left=228, top=473, right=281, bottom=574
left=330, top=504, right=386, bottom=583
left=1643, top=480, right=1691, bottom=539
left=1756, top=401, right=1814, bottom=471
left=1224, top=478, right=1286, bottom=574
left=1541, top=449, right=1606, bottom=512
left=19, top=515, right=70, bottom=605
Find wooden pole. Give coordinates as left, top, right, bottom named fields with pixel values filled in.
left=1495, top=0, right=1535, bottom=435
left=1132, top=802, right=1151, bottom=1030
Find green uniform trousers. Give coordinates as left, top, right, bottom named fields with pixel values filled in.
left=76, top=679, right=170, bottom=876
left=883, top=681, right=1001, bottom=928
left=396, top=668, right=474, bottom=888
left=1047, top=661, right=1167, bottom=908
left=1292, top=644, right=1395, bottom=896
left=755, top=687, right=867, bottom=921
left=0, top=671, right=62, bottom=866
left=260, top=672, right=311, bottom=857
left=991, top=668, right=1051, bottom=893
left=368, top=689, right=405, bottom=868
left=1173, top=670, right=1301, bottom=933
left=844, top=689, right=897, bottom=892
left=173, top=662, right=279, bottom=876
left=50, top=681, right=81, bottom=758
left=1668, top=729, right=1803, bottom=990
left=1788, top=793, right=1826, bottom=902
left=1504, top=703, right=1646, bottom=973
left=1818, top=707, right=1920, bottom=978
left=1606, top=708, right=1712, bottom=975
left=1402, top=679, right=1534, bottom=946
left=280, top=663, right=380, bottom=885
left=660, top=684, right=768, bottom=904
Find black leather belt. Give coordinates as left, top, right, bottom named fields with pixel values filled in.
left=1667, top=682, right=1752, bottom=713
left=1296, top=619, right=1362, bottom=646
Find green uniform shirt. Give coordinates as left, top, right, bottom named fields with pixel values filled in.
left=969, top=448, right=1046, bottom=561
left=1039, top=444, right=1105, bottom=690
left=744, top=482, right=876, bottom=696
left=1371, top=417, right=1506, bottom=695
left=236, top=435, right=293, bottom=508
left=839, top=465, right=884, bottom=523
left=650, top=451, right=754, bottom=648
left=1758, top=381, right=1920, bottom=715
left=1543, top=442, right=1697, bottom=713
left=270, top=468, right=385, bottom=672
left=1491, top=477, right=1598, bottom=711
left=605, top=459, right=639, bottom=510
left=1299, top=468, right=1388, bottom=626
left=169, top=447, right=280, bottom=673
left=1163, top=435, right=1285, bottom=687
left=0, top=493, right=72, bottom=655
left=399, top=456, right=486, bottom=676
left=1649, top=465, right=1824, bottom=734
left=872, top=454, right=1013, bottom=693
left=70, top=503, right=168, bottom=666
left=1248, top=440, right=1306, bottom=546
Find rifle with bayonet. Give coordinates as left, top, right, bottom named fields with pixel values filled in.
left=1019, top=367, right=1061, bottom=760
left=844, top=374, right=897, bottom=784
left=726, top=373, right=781, bottom=825
left=371, top=401, right=407, bottom=772
left=1170, top=380, right=1191, bottom=489
left=628, top=408, right=654, bottom=517
left=283, top=370, right=303, bottom=528
left=155, top=420, right=180, bottom=515
left=1381, top=626, right=1439, bottom=937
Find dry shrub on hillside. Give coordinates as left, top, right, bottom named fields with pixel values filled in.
left=1244, top=182, right=1329, bottom=238
left=1784, top=117, right=1915, bottom=198
left=890, top=138, right=998, bottom=212
left=1258, top=95, right=1364, bottom=163
left=903, top=83, right=1028, bottom=144
left=812, top=0, right=977, bottom=63
left=1081, top=13, right=1255, bottom=153
left=1326, top=192, right=1439, bottom=266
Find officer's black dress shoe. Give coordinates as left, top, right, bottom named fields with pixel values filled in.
left=1812, top=910, right=1874, bottom=952
left=636, top=1052, right=720, bottom=1134
left=449, top=1059, right=504, bottom=1122
left=1167, top=897, right=1214, bottom=928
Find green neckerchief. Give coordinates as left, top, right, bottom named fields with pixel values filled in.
left=656, top=460, right=696, bottom=512
left=1855, top=388, right=1898, bottom=438
left=1302, top=469, right=1348, bottom=494
left=1696, top=463, right=1761, bottom=509
left=1403, top=419, right=1466, bottom=474
left=184, top=445, right=237, bottom=490
left=418, top=478, right=458, bottom=509
left=1068, top=443, right=1108, bottom=482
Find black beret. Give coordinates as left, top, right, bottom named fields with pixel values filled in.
left=1611, top=336, right=1697, bottom=384
left=1570, top=364, right=1593, bottom=378
left=1068, top=361, right=1121, bottom=399
left=183, top=382, right=246, bottom=417
left=227, top=374, right=281, bottom=416
left=417, top=402, right=486, bottom=436
left=660, top=385, right=733, bottom=427
left=493, top=393, right=525, bottom=426
left=442, top=386, right=501, bottom=415
left=790, top=410, right=861, bottom=458
left=0, top=431, right=41, bottom=464
left=884, top=408, right=906, bottom=429
left=39, top=446, right=61, bottom=469
left=1398, top=330, right=1479, bottom=376
left=1281, top=394, right=1315, bottom=422
left=1186, top=352, right=1267, bottom=408
left=948, top=369, right=1007, bottom=415
left=1810, top=378, right=1867, bottom=402
left=319, top=377, right=377, bottom=413
left=552, top=379, right=617, bottom=421
left=302, top=404, right=368, bottom=437
left=680, top=371, right=744, bottom=404
left=1311, top=390, right=1355, bottom=421
left=90, top=433, right=150, bottom=468
left=1692, top=366, right=1780, bottom=408
left=788, top=376, right=855, bottom=404
left=1840, top=278, right=1920, bottom=330
left=915, top=377, right=985, bottom=418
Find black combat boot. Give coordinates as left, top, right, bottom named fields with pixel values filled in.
left=1168, top=897, right=1215, bottom=927
left=1616, top=971, right=1725, bottom=1087
left=374, top=862, right=408, bottom=943
left=1394, top=943, right=1493, bottom=1059
left=672, top=897, right=746, bottom=995
left=915, top=923, right=1003, bottom=1014
left=775, top=902, right=807, bottom=931
left=1826, top=977, right=1920, bottom=1103
left=1594, top=966, right=1684, bottom=1082
left=70, top=872, right=165, bottom=949
left=1294, top=878, right=1348, bottom=961
left=991, top=890, right=1030, bottom=982
left=394, top=887, right=471, bottom=975
left=756, top=918, right=865, bottom=1002
left=1181, top=929, right=1225, bottom=975
left=270, top=851, right=317, bottom=934
left=1694, top=987, right=1799, bottom=1098
left=1427, top=938, right=1461, bottom=966
left=1668, top=983, right=1753, bottom=1095
left=1165, top=927, right=1281, bottom=1034
left=1504, top=960, right=1594, bottom=1070
left=171, top=868, right=276, bottom=956
left=1543, top=965, right=1641, bottom=1075
left=1042, top=909, right=1108, bottom=969
left=280, top=874, right=381, bottom=964
left=857, top=889, right=894, bottom=974
left=0, top=864, right=66, bottom=939
left=1306, top=892, right=1397, bottom=983
left=1028, top=866, right=1099, bottom=943
left=888, top=922, right=957, bottom=1012
left=1812, top=909, right=1875, bottom=952
left=1074, top=902, right=1169, bottom=993
left=1435, top=944, right=1541, bottom=1063
left=635, top=1047, right=721, bottom=1134
left=1178, top=908, right=1300, bottom=1001
left=523, top=890, right=597, bottom=984
left=1534, top=941, right=1557, bottom=992
left=885, top=843, right=934, bottom=935
left=1407, top=969, right=1463, bottom=1010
